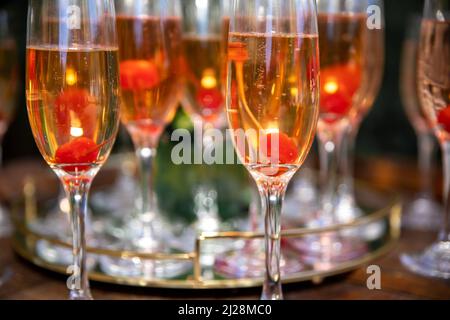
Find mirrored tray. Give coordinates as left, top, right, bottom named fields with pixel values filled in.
left=10, top=154, right=402, bottom=289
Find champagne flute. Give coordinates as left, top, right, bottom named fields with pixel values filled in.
left=0, top=9, right=18, bottom=237
left=26, top=0, right=120, bottom=299
left=291, top=0, right=382, bottom=265
left=181, top=0, right=228, bottom=129
left=400, top=14, right=442, bottom=230
left=181, top=0, right=262, bottom=277
left=100, top=0, right=186, bottom=278
left=334, top=0, right=385, bottom=225
left=180, top=0, right=227, bottom=235
left=401, top=0, right=450, bottom=279
left=226, top=0, right=319, bottom=300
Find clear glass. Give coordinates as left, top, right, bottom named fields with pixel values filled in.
left=180, top=0, right=227, bottom=235
left=226, top=0, right=320, bottom=300
left=26, top=0, right=120, bottom=299
left=214, top=176, right=304, bottom=279
left=0, top=10, right=18, bottom=238
left=100, top=0, right=188, bottom=279
left=399, top=14, right=442, bottom=230
left=298, top=0, right=384, bottom=264
left=401, top=0, right=450, bottom=279
left=317, top=0, right=385, bottom=222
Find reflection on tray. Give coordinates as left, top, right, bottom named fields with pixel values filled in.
left=12, top=154, right=401, bottom=289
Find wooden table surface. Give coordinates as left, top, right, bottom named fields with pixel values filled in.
left=0, top=156, right=449, bottom=300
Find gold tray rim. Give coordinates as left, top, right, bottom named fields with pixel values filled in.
left=12, top=195, right=402, bottom=289
left=12, top=234, right=398, bottom=289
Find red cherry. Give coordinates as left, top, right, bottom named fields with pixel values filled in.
left=120, top=60, right=160, bottom=91
left=197, top=88, right=224, bottom=111
left=320, top=63, right=361, bottom=122
left=55, top=137, right=99, bottom=172
left=263, top=132, right=299, bottom=164
left=55, top=88, right=90, bottom=114
left=320, top=91, right=352, bottom=123
left=438, top=106, right=450, bottom=133
left=228, top=42, right=249, bottom=62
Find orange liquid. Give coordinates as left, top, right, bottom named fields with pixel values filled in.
left=116, top=16, right=183, bottom=145
left=26, top=47, right=120, bottom=173
left=227, top=32, right=319, bottom=176
left=182, top=36, right=227, bottom=124
left=318, top=13, right=382, bottom=124
left=182, top=18, right=229, bottom=125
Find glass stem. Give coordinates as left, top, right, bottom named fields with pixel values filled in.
left=243, top=181, right=261, bottom=252
left=317, top=127, right=345, bottom=225
left=418, top=131, right=435, bottom=196
left=339, top=125, right=358, bottom=202
left=136, top=146, right=158, bottom=241
left=193, top=119, right=219, bottom=231
left=64, top=178, right=93, bottom=300
left=439, top=142, right=450, bottom=242
left=259, top=179, right=288, bottom=300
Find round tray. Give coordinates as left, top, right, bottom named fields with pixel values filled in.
left=12, top=179, right=401, bottom=289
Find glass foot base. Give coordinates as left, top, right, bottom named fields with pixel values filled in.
left=335, top=199, right=386, bottom=241
left=99, top=255, right=192, bottom=279
left=99, top=216, right=193, bottom=279
left=214, top=240, right=303, bottom=278
left=402, top=197, right=442, bottom=231
left=334, top=196, right=363, bottom=224
left=69, top=290, right=93, bottom=300
left=287, top=234, right=368, bottom=269
left=401, top=241, right=450, bottom=279
left=260, top=287, right=283, bottom=300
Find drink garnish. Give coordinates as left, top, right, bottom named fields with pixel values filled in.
left=320, top=62, right=361, bottom=122
left=55, top=137, right=99, bottom=172
left=228, top=42, right=249, bottom=62
left=197, top=88, right=224, bottom=110
left=120, top=59, right=160, bottom=90
left=263, top=132, right=299, bottom=164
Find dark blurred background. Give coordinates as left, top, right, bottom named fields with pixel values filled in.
left=0, top=0, right=429, bottom=165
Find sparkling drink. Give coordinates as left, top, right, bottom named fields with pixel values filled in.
left=182, top=18, right=229, bottom=125
left=116, top=16, right=182, bottom=143
left=26, top=46, right=120, bottom=174
left=318, top=13, right=383, bottom=124
left=227, top=32, right=319, bottom=176
left=400, top=0, right=450, bottom=280
left=182, top=36, right=227, bottom=124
